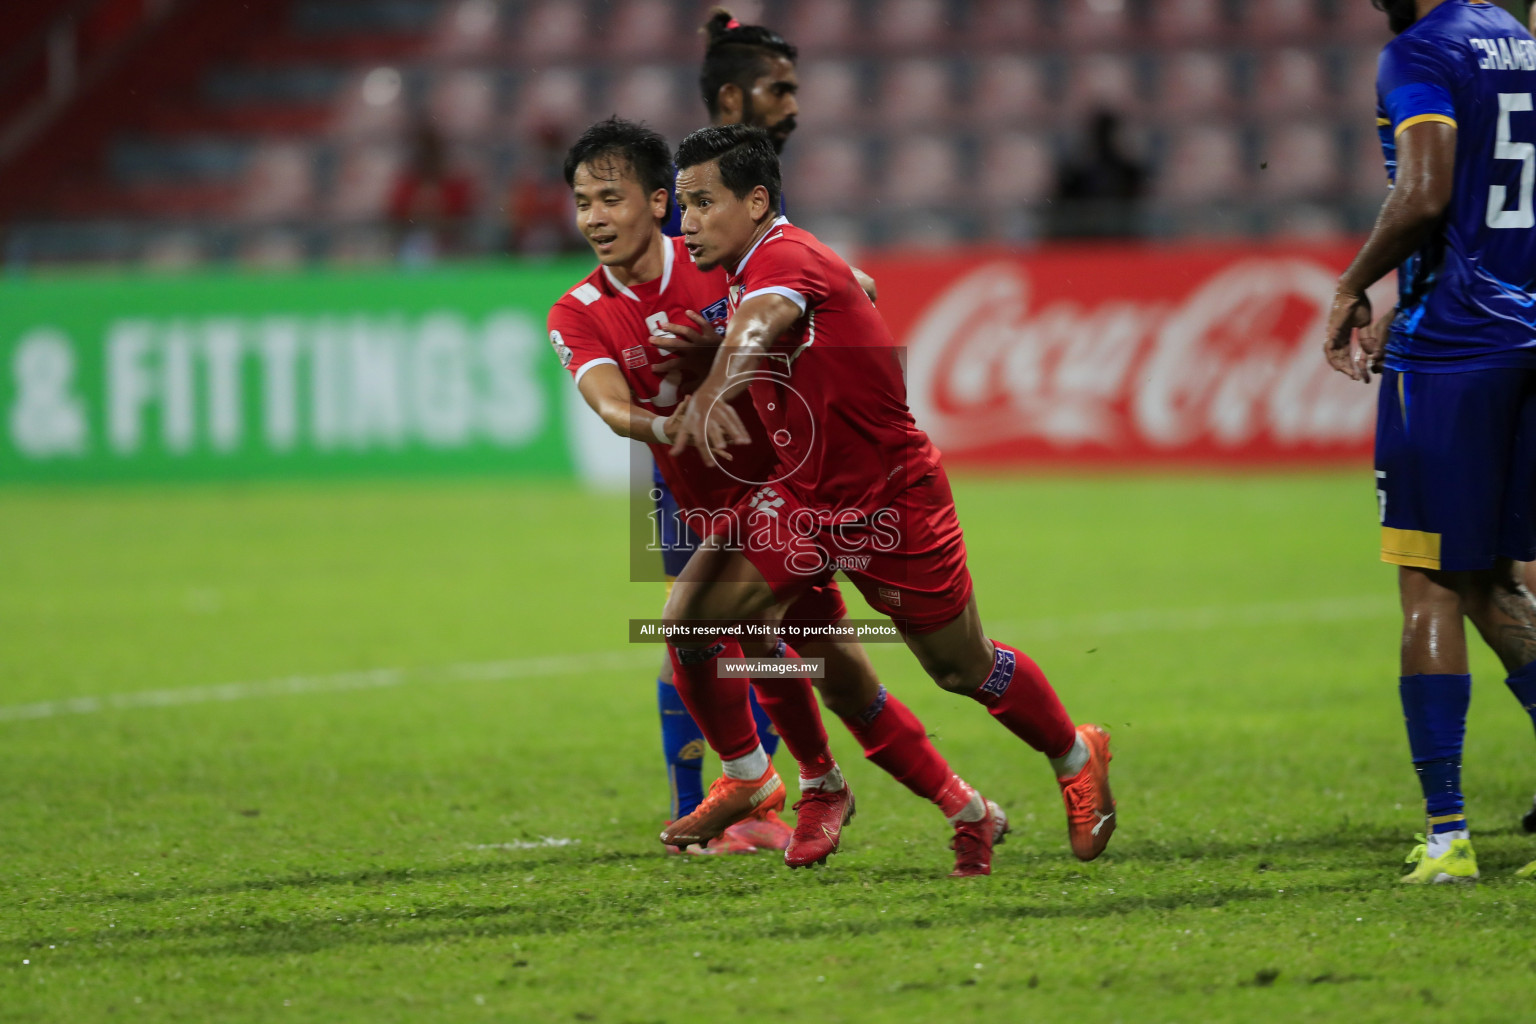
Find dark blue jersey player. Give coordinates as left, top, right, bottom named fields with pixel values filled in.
left=1325, top=0, right=1536, bottom=884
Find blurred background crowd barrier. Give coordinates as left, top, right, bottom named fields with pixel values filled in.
left=2, top=0, right=1515, bottom=482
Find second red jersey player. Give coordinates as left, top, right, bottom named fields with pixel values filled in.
left=552, top=117, right=1012, bottom=876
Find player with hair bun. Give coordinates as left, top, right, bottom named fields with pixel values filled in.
left=647, top=7, right=874, bottom=856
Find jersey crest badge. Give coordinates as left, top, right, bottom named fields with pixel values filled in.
left=701, top=297, right=730, bottom=334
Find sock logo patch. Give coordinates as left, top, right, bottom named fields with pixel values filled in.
left=979, top=648, right=1016, bottom=700
left=675, top=641, right=728, bottom=666
left=676, top=739, right=706, bottom=762
left=856, top=685, right=889, bottom=725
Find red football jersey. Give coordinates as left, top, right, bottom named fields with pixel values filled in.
left=725, top=219, right=940, bottom=519
left=547, top=235, right=772, bottom=514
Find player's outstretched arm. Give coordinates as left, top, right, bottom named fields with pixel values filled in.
left=576, top=362, right=691, bottom=445
left=1324, top=121, right=1456, bottom=382
left=671, top=292, right=801, bottom=464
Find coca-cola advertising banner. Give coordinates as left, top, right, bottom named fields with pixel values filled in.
left=861, top=245, right=1388, bottom=467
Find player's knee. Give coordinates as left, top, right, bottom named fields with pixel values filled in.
left=928, top=663, right=978, bottom=694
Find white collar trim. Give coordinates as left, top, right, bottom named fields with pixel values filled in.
left=603, top=234, right=674, bottom=300
left=733, top=216, right=790, bottom=276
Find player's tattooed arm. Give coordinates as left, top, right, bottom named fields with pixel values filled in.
left=576, top=362, right=691, bottom=444
left=1325, top=120, right=1456, bottom=382
left=671, top=292, right=802, bottom=464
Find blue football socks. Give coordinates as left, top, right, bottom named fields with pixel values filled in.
left=1399, top=673, right=1472, bottom=834
left=658, top=678, right=705, bottom=820
left=748, top=683, right=781, bottom=759
left=1505, top=659, right=1536, bottom=736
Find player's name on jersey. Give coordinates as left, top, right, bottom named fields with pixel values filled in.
left=1471, top=36, right=1536, bottom=71
left=628, top=619, right=904, bottom=643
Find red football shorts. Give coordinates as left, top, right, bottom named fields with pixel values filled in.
left=718, top=466, right=974, bottom=635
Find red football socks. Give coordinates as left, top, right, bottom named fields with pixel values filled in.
left=968, top=640, right=1076, bottom=758
left=840, top=685, right=953, bottom=805
left=749, top=641, right=837, bottom=780
left=667, top=639, right=758, bottom=762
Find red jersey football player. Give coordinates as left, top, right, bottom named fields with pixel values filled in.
left=550, top=117, right=1008, bottom=876
left=667, top=124, right=1118, bottom=863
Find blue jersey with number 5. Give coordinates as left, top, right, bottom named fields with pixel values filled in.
left=1377, top=0, right=1536, bottom=372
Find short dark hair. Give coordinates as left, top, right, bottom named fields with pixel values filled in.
left=698, top=7, right=798, bottom=118
left=562, top=116, right=674, bottom=214
left=1370, top=0, right=1416, bottom=34
left=675, top=123, right=782, bottom=212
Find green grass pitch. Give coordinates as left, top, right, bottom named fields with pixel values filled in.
left=3, top=472, right=1536, bottom=1022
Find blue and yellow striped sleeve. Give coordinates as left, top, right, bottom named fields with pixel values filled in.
left=1385, top=82, right=1457, bottom=137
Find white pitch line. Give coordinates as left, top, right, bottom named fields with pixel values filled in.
left=0, top=594, right=1394, bottom=725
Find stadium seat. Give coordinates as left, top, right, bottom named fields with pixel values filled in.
left=878, top=58, right=955, bottom=127
left=1155, top=50, right=1234, bottom=118
left=1256, top=120, right=1342, bottom=198
left=327, top=143, right=403, bottom=220
left=1269, top=202, right=1346, bottom=239
left=1252, top=48, right=1329, bottom=117
left=1241, top=0, right=1323, bottom=44
left=875, top=0, right=952, bottom=50
left=516, top=0, right=586, bottom=60
left=880, top=134, right=960, bottom=206
left=428, top=68, right=498, bottom=141
left=140, top=230, right=209, bottom=269
left=884, top=209, right=962, bottom=248
left=428, top=0, right=501, bottom=56
left=978, top=130, right=1055, bottom=205
left=965, top=0, right=1048, bottom=47
left=1064, top=53, right=1142, bottom=117
left=1333, top=0, right=1395, bottom=44
left=1060, top=0, right=1132, bottom=47
left=513, top=67, right=589, bottom=133
left=1154, top=124, right=1248, bottom=202
left=602, top=66, right=687, bottom=140
left=239, top=227, right=308, bottom=267
left=332, top=66, right=411, bottom=139
left=1348, top=125, right=1392, bottom=199
left=970, top=55, right=1051, bottom=126
left=607, top=0, right=682, bottom=60
left=1149, top=0, right=1226, bottom=45
left=238, top=142, right=315, bottom=220
left=1339, top=47, right=1383, bottom=117
left=785, top=134, right=865, bottom=209
left=795, top=60, right=864, bottom=128
left=785, top=0, right=857, bottom=55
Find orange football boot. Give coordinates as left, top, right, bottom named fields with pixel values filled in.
left=659, top=768, right=786, bottom=850
left=1057, top=723, right=1116, bottom=861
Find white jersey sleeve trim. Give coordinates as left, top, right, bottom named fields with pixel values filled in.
left=660, top=235, right=676, bottom=293
left=741, top=285, right=807, bottom=315
left=572, top=357, right=618, bottom=387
